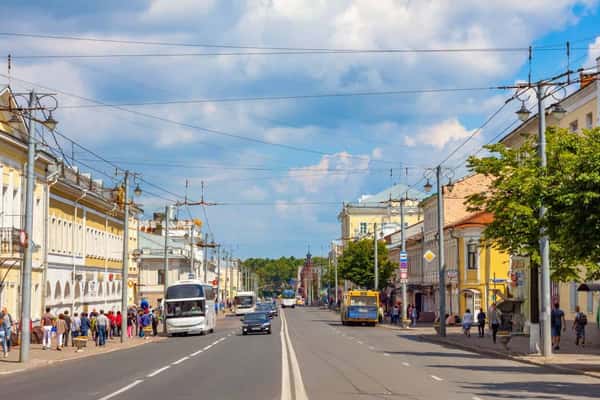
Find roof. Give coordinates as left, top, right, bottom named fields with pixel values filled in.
left=446, top=211, right=493, bottom=229
left=139, top=231, right=181, bottom=252
left=359, top=183, right=427, bottom=204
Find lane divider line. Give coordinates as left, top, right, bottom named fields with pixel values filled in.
left=172, top=356, right=190, bottom=365
left=280, top=310, right=292, bottom=400
left=472, top=397, right=484, bottom=400
left=147, top=366, right=170, bottom=378
left=98, top=380, right=143, bottom=400
left=402, top=361, right=410, bottom=367
left=190, top=349, right=204, bottom=357
left=281, top=309, right=309, bottom=400
left=430, top=375, right=444, bottom=382
left=368, top=346, right=375, bottom=350
left=357, top=341, right=364, bottom=345
left=383, top=353, right=390, bottom=357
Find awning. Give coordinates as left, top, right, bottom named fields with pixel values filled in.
left=461, top=288, right=481, bottom=295
left=577, top=283, right=600, bottom=292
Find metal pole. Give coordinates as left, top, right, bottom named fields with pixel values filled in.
left=216, top=246, right=221, bottom=303
left=163, top=205, right=170, bottom=332
left=19, top=90, right=36, bottom=363
left=203, top=233, right=208, bottom=282
left=374, top=222, right=379, bottom=290
left=334, top=244, right=338, bottom=305
left=189, top=225, right=194, bottom=278
left=120, top=172, right=130, bottom=343
left=537, top=83, right=552, bottom=358
left=437, top=165, right=447, bottom=337
left=401, top=199, right=408, bottom=325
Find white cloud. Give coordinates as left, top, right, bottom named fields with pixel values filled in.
left=371, top=147, right=383, bottom=160
left=410, top=118, right=474, bottom=149
left=586, top=36, right=600, bottom=68
left=142, top=0, right=216, bottom=22
left=240, top=185, right=267, bottom=201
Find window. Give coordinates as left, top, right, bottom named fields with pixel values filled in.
left=586, top=112, right=594, bottom=129
left=359, top=222, right=368, bottom=234
left=467, top=240, right=478, bottom=270
left=587, top=291, right=594, bottom=313
left=570, top=282, right=578, bottom=312
left=158, top=270, right=165, bottom=285
left=569, top=120, right=578, bottom=133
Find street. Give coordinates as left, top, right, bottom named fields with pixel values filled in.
left=1, top=307, right=598, bottom=400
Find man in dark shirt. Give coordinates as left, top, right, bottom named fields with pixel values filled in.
left=551, top=303, right=566, bottom=351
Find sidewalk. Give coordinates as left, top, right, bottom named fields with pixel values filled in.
left=416, top=325, right=600, bottom=379
left=0, top=334, right=164, bottom=376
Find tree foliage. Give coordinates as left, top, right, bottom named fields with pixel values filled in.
left=466, top=127, right=600, bottom=281
left=338, top=239, right=396, bottom=289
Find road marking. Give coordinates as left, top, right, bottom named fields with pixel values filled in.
left=281, top=310, right=309, bottom=400
left=402, top=361, right=410, bottom=367
left=172, top=356, right=189, bottom=365
left=430, top=375, right=444, bottom=382
left=472, top=397, right=484, bottom=400
left=203, top=345, right=213, bottom=351
left=147, top=366, right=170, bottom=377
left=190, top=349, right=204, bottom=357
left=280, top=312, right=292, bottom=400
left=368, top=346, right=375, bottom=350
left=383, top=352, right=390, bottom=356
left=0, top=369, right=25, bottom=375
left=357, top=340, right=364, bottom=345
left=97, top=380, right=143, bottom=400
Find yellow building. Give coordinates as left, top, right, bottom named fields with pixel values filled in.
left=0, top=86, right=54, bottom=320
left=338, top=183, right=425, bottom=245
left=499, top=57, right=600, bottom=331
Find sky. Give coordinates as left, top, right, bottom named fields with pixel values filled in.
left=1, top=0, right=599, bottom=258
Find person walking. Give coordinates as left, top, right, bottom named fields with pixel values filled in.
left=488, top=303, right=501, bottom=344
left=391, top=304, right=400, bottom=325
left=151, top=310, right=158, bottom=336
left=1, top=308, right=13, bottom=353
left=0, top=313, right=7, bottom=358
left=551, top=302, right=566, bottom=351
left=80, top=312, right=91, bottom=338
left=55, top=314, right=67, bottom=351
left=127, top=312, right=135, bottom=338
left=462, top=309, right=473, bottom=337
left=71, top=312, right=81, bottom=346
left=90, top=312, right=97, bottom=345
left=41, top=307, right=55, bottom=350
left=96, top=310, right=109, bottom=346
left=573, top=305, right=587, bottom=347
left=411, top=305, right=418, bottom=327
left=477, top=307, right=486, bottom=338
left=63, top=310, right=72, bottom=347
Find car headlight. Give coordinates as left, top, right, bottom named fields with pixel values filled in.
left=262, top=323, right=270, bottom=327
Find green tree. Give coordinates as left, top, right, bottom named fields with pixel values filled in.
left=337, top=238, right=396, bottom=289
left=466, top=127, right=600, bottom=281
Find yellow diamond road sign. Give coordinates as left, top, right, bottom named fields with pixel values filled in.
left=423, top=250, right=436, bottom=263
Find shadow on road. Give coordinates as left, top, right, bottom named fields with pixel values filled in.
left=428, top=364, right=581, bottom=375
left=461, top=380, right=600, bottom=399
left=384, top=350, right=488, bottom=359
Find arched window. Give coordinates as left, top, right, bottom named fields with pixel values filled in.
left=111, top=281, right=116, bottom=295
left=84, top=281, right=90, bottom=296
left=54, top=281, right=62, bottom=300
left=75, top=282, right=81, bottom=300
left=46, top=281, right=52, bottom=299
left=64, top=282, right=71, bottom=300
left=98, top=281, right=103, bottom=296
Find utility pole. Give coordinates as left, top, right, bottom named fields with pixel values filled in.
left=333, top=243, right=338, bottom=305
left=537, top=82, right=552, bottom=358
left=374, top=222, right=379, bottom=290
left=163, top=205, right=172, bottom=332
left=436, top=165, right=447, bottom=337
left=19, top=90, right=36, bottom=363
left=203, top=233, right=209, bottom=282
left=216, top=245, right=221, bottom=303
left=401, top=198, right=408, bottom=325
left=189, top=224, right=195, bottom=278
left=120, top=171, right=130, bottom=343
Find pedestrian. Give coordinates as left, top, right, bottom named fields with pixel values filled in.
left=137, top=310, right=145, bottom=338
left=391, top=304, right=400, bottom=325
left=477, top=307, right=486, bottom=338
left=63, top=310, right=72, bottom=347
left=71, top=312, right=81, bottom=346
left=411, top=306, right=418, bottom=327
left=107, top=311, right=115, bottom=339
left=462, top=309, right=473, bottom=337
left=90, top=312, right=97, bottom=344
left=55, top=314, right=67, bottom=351
left=488, top=303, right=501, bottom=344
left=1, top=307, right=13, bottom=352
left=80, top=312, right=91, bottom=338
left=551, top=302, right=566, bottom=351
left=116, top=311, right=123, bottom=338
left=41, top=307, right=54, bottom=350
left=151, top=310, right=158, bottom=336
left=0, top=313, right=7, bottom=358
left=127, top=312, right=135, bottom=338
left=573, top=306, right=587, bottom=347
left=96, top=310, right=109, bottom=346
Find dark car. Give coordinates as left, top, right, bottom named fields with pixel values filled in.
left=256, top=303, right=274, bottom=318
left=241, top=312, right=272, bottom=335
left=269, top=302, right=278, bottom=317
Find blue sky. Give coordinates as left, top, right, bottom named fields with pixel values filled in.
left=1, top=0, right=599, bottom=258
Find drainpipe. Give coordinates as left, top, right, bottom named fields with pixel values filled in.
left=41, top=175, right=59, bottom=317
left=105, top=204, right=117, bottom=308
left=449, top=228, right=460, bottom=316
left=71, top=190, right=87, bottom=315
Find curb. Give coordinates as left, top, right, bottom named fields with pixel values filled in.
left=0, top=336, right=164, bottom=377
left=418, top=334, right=600, bottom=380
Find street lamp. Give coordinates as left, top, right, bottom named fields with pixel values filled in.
left=516, top=101, right=531, bottom=122
left=133, top=184, right=143, bottom=197
left=423, top=179, right=433, bottom=193
left=551, top=103, right=567, bottom=119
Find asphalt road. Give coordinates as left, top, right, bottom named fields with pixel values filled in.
left=1, top=308, right=599, bottom=399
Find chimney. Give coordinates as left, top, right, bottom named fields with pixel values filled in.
left=580, top=72, right=594, bottom=89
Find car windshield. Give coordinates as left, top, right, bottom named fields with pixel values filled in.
left=244, top=313, right=268, bottom=322
left=165, top=300, right=205, bottom=317
left=256, top=304, right=270, bottom=310
left=166, top=284, right=204, bottom=299
left=235, top=296, right=254, bottom=306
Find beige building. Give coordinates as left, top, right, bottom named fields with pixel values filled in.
left=499, top=56, right=600, bottom=336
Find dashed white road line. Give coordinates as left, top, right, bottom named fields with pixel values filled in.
left=357, top=340, right=364, bottom=345
left=97, top=380, right=143, bottom=400
left=203, top=344, right=213, bottom=351
left=147, top=366, right=170, bottom=378
left=472, top=396, right=484, bottom=400
left=190, top=349, right=204, bottom=357
left=430, top=375, right=444, bottom=382
left=368, top=346, right=375, bottom=350
left=383, top=352, right=391, bottom=357
left=172, top=356, right=190, bottom=365
left=401, top=361, right=410, bottom=367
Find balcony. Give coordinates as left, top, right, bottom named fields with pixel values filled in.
left=0, top=227, right=23, bottom=258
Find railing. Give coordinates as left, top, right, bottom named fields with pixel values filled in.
left=0, top=227, right=22, bottom=256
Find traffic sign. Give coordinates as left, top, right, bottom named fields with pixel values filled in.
left=400, top=270, right=408, bottom=280
left=423, top=250, right=436, bottom=263
left=400, top=251, right=408, bottom=261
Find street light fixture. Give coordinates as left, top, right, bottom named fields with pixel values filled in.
left=424, top=179, right=433, bottom=193
left=516, top=101, right=531, bottom=122
left=133, top=184, right=142, bottom=197
left=43, top=111, right=58, bottom=131
left=551, top=103, right=567, bottom=119
left=446, top=178, right=455, bottom=193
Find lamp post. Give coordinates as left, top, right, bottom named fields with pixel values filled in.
left=3, top=90, right=58, bottom=363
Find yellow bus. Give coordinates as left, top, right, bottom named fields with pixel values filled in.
left=340, top=290, right=379, bottom=326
